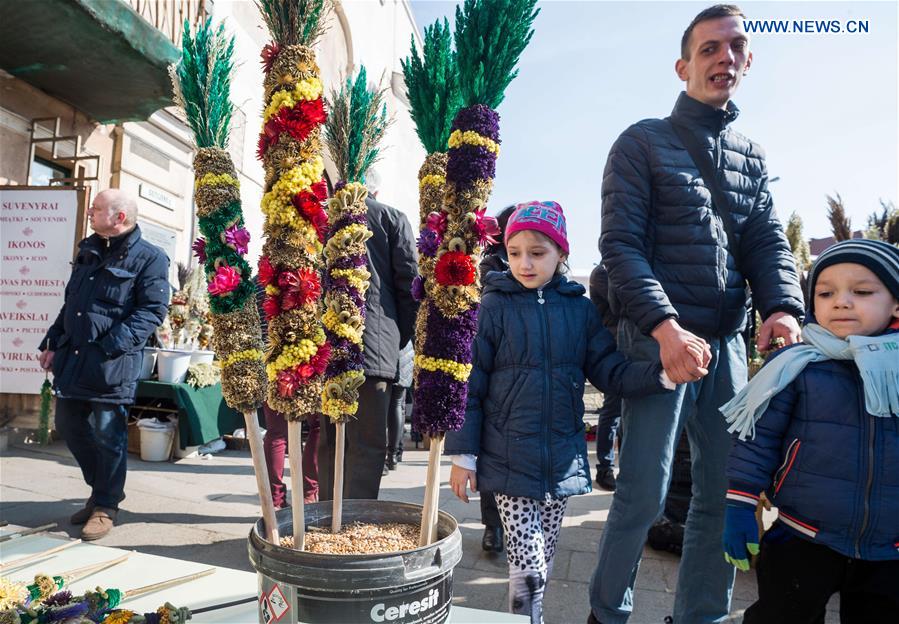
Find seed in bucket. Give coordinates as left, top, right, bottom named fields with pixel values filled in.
left=280, top=522, right=419, bottom=554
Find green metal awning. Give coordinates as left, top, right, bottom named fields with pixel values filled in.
left=0, top=0, right=179, bottom=123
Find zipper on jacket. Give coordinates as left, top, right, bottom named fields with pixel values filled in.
left=856, top=405, right=876, bottom=559
left=773, top=438, right=801, bottom=495
left=537, top=288, right=552, bottom=495
left=713, top=133, right=727, bottom=334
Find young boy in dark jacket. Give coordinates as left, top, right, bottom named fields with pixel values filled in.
left=722, top=239, right=899, bottom=622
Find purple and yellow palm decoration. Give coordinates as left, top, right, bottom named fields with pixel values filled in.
left=320, top=66, right=388, bottom=532
left=409, top=0, right=538, bottom=545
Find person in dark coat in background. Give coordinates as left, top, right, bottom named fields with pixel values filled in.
left=317, top=173, right=419, bottom=500
left=589, top=6, right=806, bottom=623
left=384, top=342, right=413, bottom=474
left=39, top=189, right=170, bottom=541
left=588, top=264, right=621, bottom=492
left=477, top=204, right=516, bottom=553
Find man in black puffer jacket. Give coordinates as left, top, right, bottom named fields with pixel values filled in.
left=317, top=178, right=419, bottom=501
left=588, top=5, right=805, bottom=624
left=39, top=189, right=169, bottom=541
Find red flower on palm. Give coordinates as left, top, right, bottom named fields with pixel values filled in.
left=258, top=256, right=275, bottom=286
left=434, top=251, right=477, bottom=286
left=278, top=268, right=321, bottom=311
left=276, top=369, right=297, bottom=398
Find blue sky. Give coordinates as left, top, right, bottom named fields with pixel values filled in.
left=408, top=0, right=898, bottom=275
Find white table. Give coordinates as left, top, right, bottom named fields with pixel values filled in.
left=0, top=528, right=524, bottom=623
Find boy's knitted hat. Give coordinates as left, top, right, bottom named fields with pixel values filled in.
left=504, top=200, right=569, bottom=254
left=807, top=239, right=899, bottom=313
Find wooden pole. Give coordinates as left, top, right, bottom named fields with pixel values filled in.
left=418, top=434, right=444, bottom=546
left=288, top=420, right=304, bottom=551
left=62, top=552, right=131, bottom=584
left=331, top=421, right=346, bottom=534
left=0, top=539, right=81, bottom=573
left=242, top=411, right=280, bottom=544
left=122, top=567, right=215, bottom=601
left=0, top=522, right=57, bottom=543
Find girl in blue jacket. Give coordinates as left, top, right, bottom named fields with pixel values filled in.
left=446, top=201, right=677, bottom=624
left=722, top=239, right=899, bottom=622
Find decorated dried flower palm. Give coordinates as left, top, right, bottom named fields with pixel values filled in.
left=321, top=66, right=388, bottom=532
left=255, top=0, right=332, bottom=550
left=401, top=17, right=464, bottom=545
left=412, top=0, right=538, bottom=545
left=170, top=19, right=278, bottom=543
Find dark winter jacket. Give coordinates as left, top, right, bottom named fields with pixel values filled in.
left=600, top=92, right=804, bottom=338
left=40, top=226, right=170, bottom=403
left=362, top=197, right=419, bottom=380
left=588, top=264, right=617, bottom=332
left=727, top=327, right=899, bottom=561
left=445, top=271, right=669, bottom=500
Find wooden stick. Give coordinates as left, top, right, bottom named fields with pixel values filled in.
left=122, top=567, right=215, bottom=601
left=331, top=421, right=346, bottom=534
left=419, top=434, right=444, bottom=546
left=0, top=539, right=81, bottom=573
left=0, top=522, right=57, bottom=543
left=288, top=420, right=304, bottom=551
left=242, top=410, right=280, bottom=544
left=62, top=552, right=131, bottom=584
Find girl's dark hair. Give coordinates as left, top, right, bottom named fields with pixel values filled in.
left=485, top=205, right=517, bottom=256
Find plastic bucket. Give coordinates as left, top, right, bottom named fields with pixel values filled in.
left=189, top=350, right=215, bottom=365
left=137, top=418, right=176, bottom=461
left=248, top=500, right=462, bottom=624
left=139, top=347, right=158, bottom=380
left=156, top=349, right=192, bottom=383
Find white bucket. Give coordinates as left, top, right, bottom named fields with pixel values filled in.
left=139, top=347, right=158, bottom=380
left=189, top=349, right=215, bottom=365
left=137, top=418, right=176, bottom=462
left=156, top=349, right=192, bottom=383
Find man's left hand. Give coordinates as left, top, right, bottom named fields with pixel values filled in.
left=756, top=311, right=801, bottom=352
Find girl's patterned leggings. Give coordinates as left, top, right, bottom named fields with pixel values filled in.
left=494, top=493, right=569, bottom=624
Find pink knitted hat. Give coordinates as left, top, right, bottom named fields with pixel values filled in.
left=504, top=200, right=569, bottom=254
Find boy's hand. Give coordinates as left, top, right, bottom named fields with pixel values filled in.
left=722, top=504, right=760, bottom=572
left=449, top=464, right=477, bottom=503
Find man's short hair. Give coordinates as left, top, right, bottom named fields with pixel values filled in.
left=681, top=4, right=746, bottom=60
left=105, top=191, right=138, bottom=227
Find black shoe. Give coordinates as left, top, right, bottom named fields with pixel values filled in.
left=386, top=453, right=398, bottom=471
left=595, top=467, right=616, bottom=491
left=647, top=517, right=684, bottom=556
left=382, top=462, right=390, bottom=476
left=481, top=525, right=503, bottom=552
left=394, top=448, right=403, bottom=464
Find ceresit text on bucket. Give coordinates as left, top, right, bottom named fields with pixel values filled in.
left=370, top=588, right=440, bottom=622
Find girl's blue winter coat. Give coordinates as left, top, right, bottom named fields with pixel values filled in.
left=445, top=271, right=667, bottom=500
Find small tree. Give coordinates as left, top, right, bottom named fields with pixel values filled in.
left=866, top=199, right=899, bottom=245
left=826, top=193, right=852, bottom=241
left=785, top=211, right=811, bottom=273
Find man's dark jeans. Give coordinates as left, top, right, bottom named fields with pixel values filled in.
left=595, top=392, right=621, bottom=469
left=55, top=398, right=128, bottom=509
left=317, top=377, right=391, bottom=500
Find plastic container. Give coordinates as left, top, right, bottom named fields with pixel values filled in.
left=139, top=347, right=158, bottom=380
left=137, top=418, right=176, bottom=462
left=248, top=500, right=462, bottom=624
left=189, top=349, right=215, bottom=365
left=156, top=349, right=192, bottom=383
